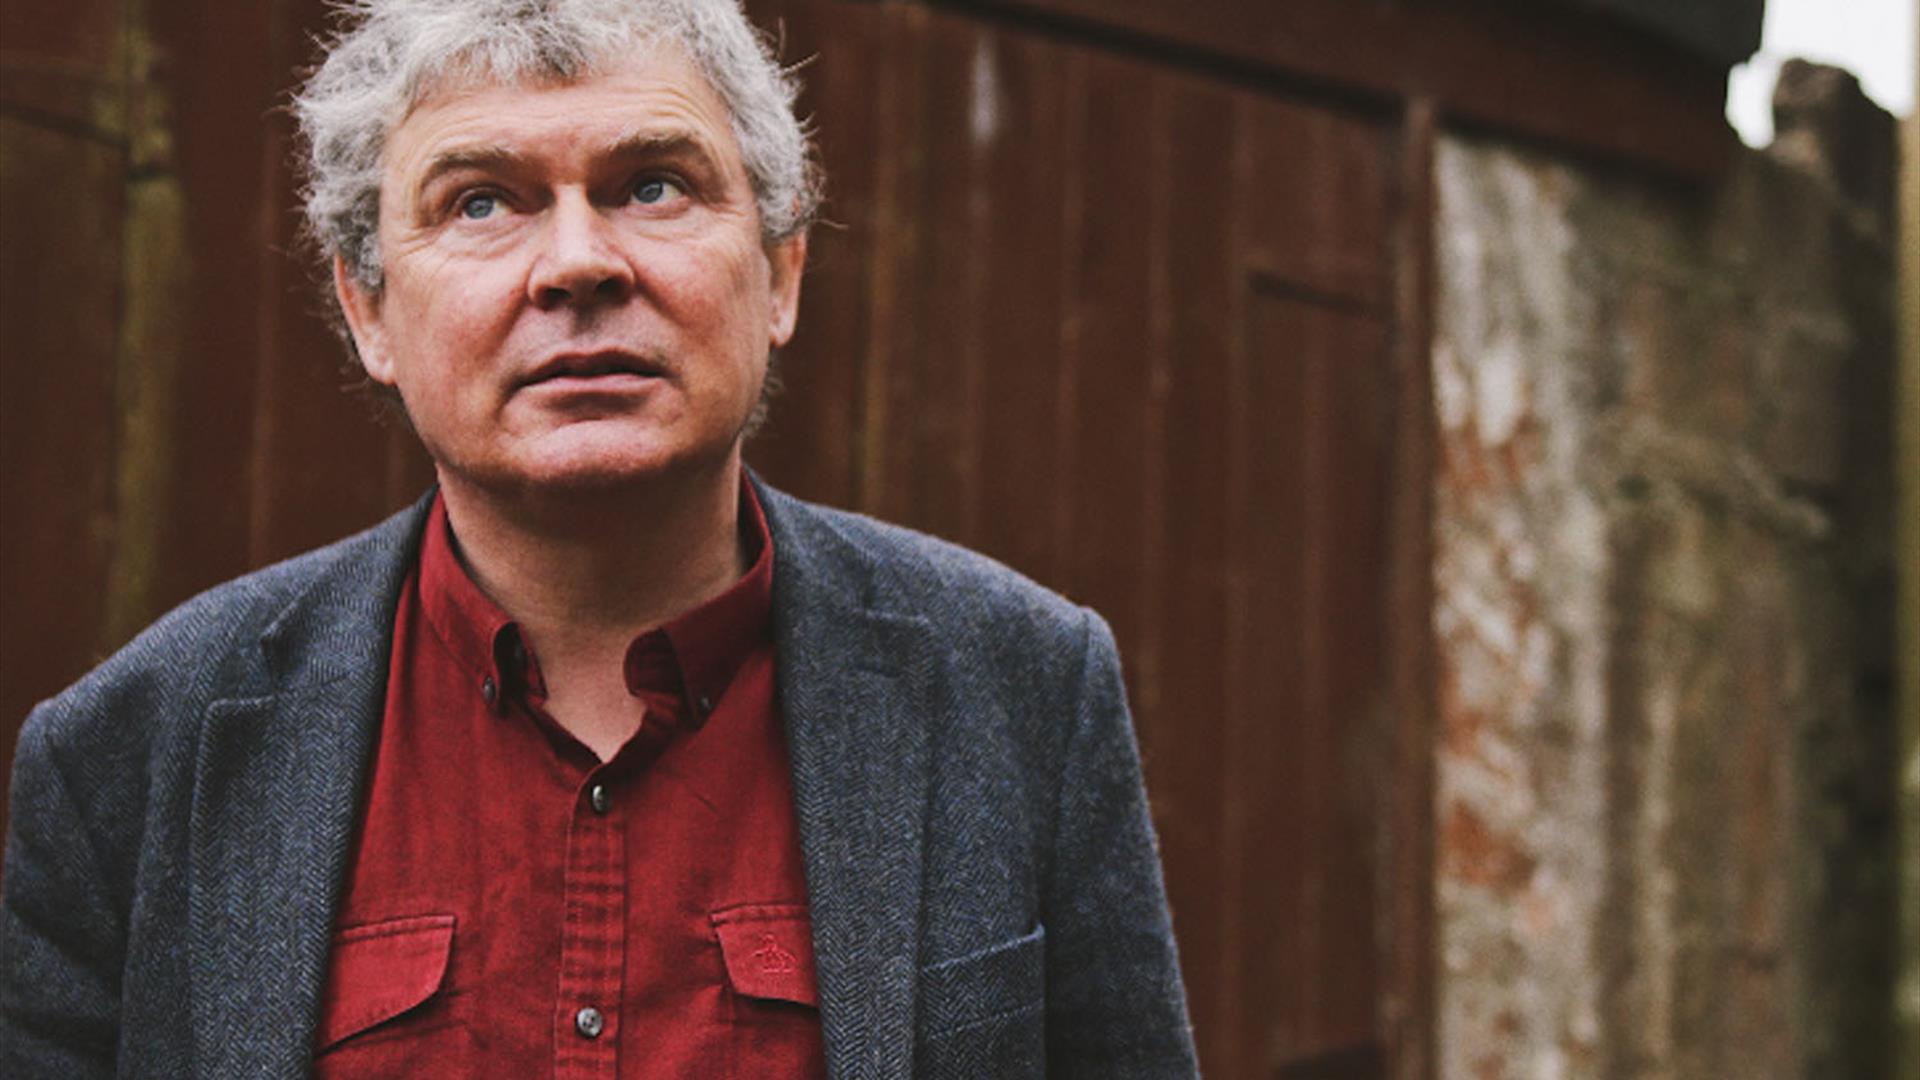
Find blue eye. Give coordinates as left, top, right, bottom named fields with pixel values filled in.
left=458, top=194, right=498, bottom=220
left=632, top=177, right=680, bottom=205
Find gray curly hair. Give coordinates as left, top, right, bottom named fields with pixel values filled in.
left=293, top=0, right=820, bottom=292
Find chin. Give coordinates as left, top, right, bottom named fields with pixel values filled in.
left=522, top=437, right=739, bottom=492
left=429, top=420, right=746, bottom=499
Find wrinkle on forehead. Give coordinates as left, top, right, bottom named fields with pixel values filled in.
left=383, top=45, right=748, bottom=195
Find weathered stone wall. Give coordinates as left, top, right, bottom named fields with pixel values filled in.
left=1432, top=65, right=1897, bottom=1080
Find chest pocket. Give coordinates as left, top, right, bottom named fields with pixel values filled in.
left=915, top=924, right=1047, bottom=1078
left=314, top=913, right=456, bottom=1055
left=712, top=903, right=826, bottom=1080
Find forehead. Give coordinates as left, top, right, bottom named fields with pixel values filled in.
left=382, top=44, right=744, bottom=185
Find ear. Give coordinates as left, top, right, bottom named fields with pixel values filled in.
left=333, top=256, right=396, bottom=385
left=765, top=232, right=806, bottom=349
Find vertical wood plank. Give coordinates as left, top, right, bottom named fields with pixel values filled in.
left=1152, top=68, right=1240, bottom=1078
left=1214, top=88, right=1258, bottom=1080
left=252, top=0, right=403, bottom=566
left=1385, top=97, right=1439, bottom=1080
left=898, top=13, right=989, bottom=548
left=147, top=0, right=279, bottom=608
left=971, top=27, right=1071, bottom=586
left=744, top=0, right=874, bottom=509
left=854, top=4, right=933, bottom=522
left=1238, top=286, right=1315, bottom=1070
left=1319, top=301, right=1390, bottom=1054
left=1242, top=292, right=1393, bottom=1066
left=1235, top=89, right=1398, bottom=1073
left=0, top=117, right=125, bottom=795
left=1058, top=49, right=1155, bottom=656
left=1048, top=48, right=1087, bottom=596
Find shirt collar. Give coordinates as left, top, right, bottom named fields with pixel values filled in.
left=644, top=479, right=774, bottom=722
left=416, top=481, right=775, bottom=721
left=417, top=495, right=521, bottom=708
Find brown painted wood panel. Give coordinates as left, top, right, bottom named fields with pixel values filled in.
left=0, top=115, right=126, bottom=784
left=966, top=26, right=1074, bottom=587
left=144, top=0, right=282, bottom=605
left=0, top=0, right=122, bottom=74
left=0, top=0, right=429, bottom=833
left=745, top=0, right=880, bottom=510
left=1057, top=46, right=1157, bottom=663
left=248, top=0, right=432, bottom=567
left=1154, top=68, right=1242, bottom=1074
left=1240, top=288, right=1388, bottom=1067
left=737, top=4, right=1409, bottom=1075
left=896, top=10, right=986, bottom=549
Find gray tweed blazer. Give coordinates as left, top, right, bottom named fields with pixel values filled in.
left=1, top=478, right=1197, bottom=1078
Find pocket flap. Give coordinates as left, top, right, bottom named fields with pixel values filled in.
left=316, top=913, right=456, bottom=1051
left=711, top=904, right=818, bottom=1007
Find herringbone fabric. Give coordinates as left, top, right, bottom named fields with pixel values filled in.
left=2, top=477, right=1199, bottom=1078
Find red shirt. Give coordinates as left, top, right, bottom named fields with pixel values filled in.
left=315, top=485, right=825, bottom=1079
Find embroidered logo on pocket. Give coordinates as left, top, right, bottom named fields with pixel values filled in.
left=711, top=903, right=818, bottom=1007
left=755, top=933, right=799, bottom=975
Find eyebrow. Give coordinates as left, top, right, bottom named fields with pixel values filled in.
left=411, top=129, right=723, bottom=200
left=413, top=146, right=530, bottom=198
left=598, top=130, right=716, bottom=168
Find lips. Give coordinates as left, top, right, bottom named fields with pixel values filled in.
left=519, top=350, right=666, bottom=388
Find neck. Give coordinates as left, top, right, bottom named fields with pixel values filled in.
left=437, top=457, right=749, bottom=648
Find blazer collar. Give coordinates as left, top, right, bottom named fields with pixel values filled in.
left=186, top=493, right=431, bottom=1078
left=757, top=476, right=937, bottom=1080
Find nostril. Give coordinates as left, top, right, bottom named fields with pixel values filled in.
left=593, top=277, right=625, bottom=301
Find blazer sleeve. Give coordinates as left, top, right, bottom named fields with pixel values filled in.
left=1, top=707, right=121, bottom=1078
left=1042, top=609, right=1200, bottom=1078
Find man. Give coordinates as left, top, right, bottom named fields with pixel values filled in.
left=1, top=1, right=1196, bottom=1076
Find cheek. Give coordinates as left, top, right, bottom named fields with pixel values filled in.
left=659, top=235, right=769, bottom=325
left=397, top=265, right=518, bottom=357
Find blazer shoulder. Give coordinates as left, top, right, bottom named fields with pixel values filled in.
left=762, top=486, right=1101, bottom=656
left=19, top=497, right=428, bottom=758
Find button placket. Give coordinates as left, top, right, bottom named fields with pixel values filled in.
left=554, top=757, right=625, bottom=1077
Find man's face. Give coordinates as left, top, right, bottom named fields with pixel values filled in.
left=337, top=44, right=805, bottom=497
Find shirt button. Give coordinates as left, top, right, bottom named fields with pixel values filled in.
left=575, top=1006, right=604, bottom=1039
left=696, top=694, right=714, bottom=717
left=588, top=783, right=610, bottom=815
left=481, top=676, right=497, bottom=705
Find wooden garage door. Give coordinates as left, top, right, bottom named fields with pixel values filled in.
left=743, top=2, right=1420, bottom=1075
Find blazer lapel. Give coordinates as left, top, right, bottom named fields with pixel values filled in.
left=185, top=499, right=428, bottom=1078
left=763, top=483, right=938, bottom=1080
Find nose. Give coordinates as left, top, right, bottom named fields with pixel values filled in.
left=527, top=191, right=634, bottom=309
